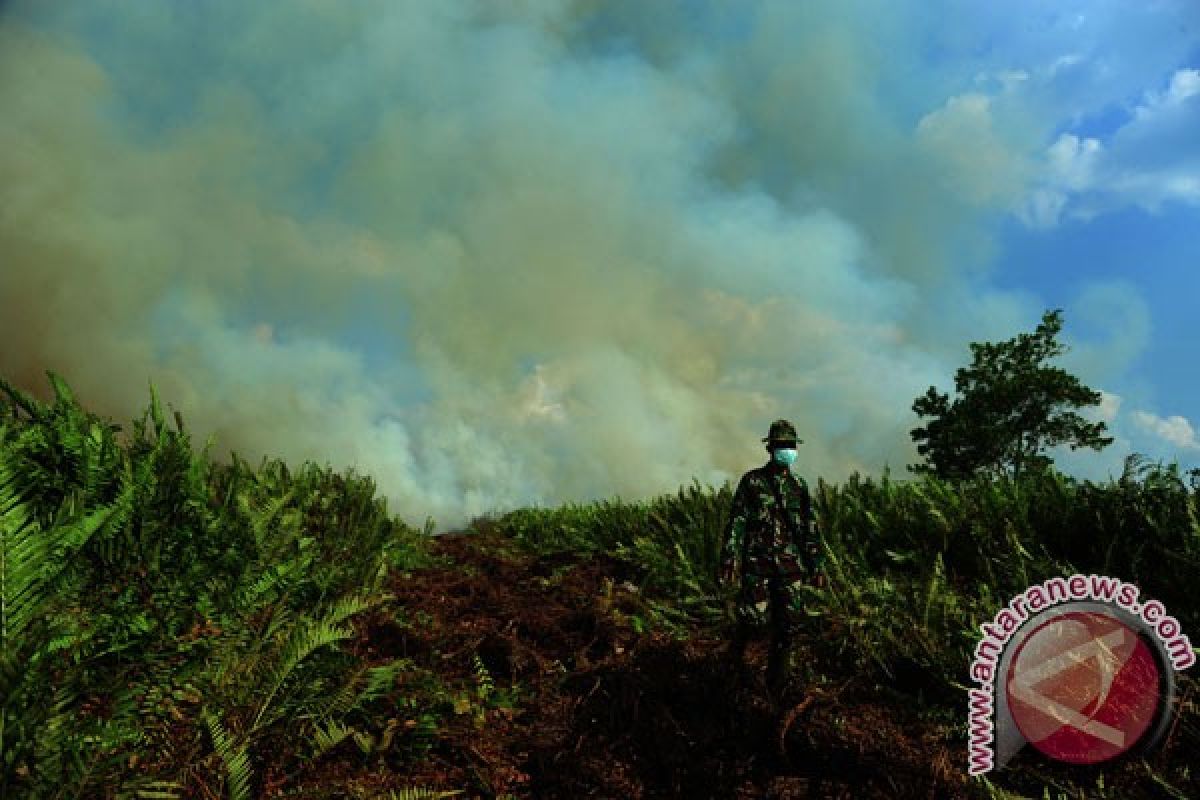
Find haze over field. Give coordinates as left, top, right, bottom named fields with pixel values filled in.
left=2, top=1, right=1198, bottom=530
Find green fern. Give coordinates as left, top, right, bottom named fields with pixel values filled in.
left=1, top=438, right=133, bottom=792
left=350, top=788, right=464, bottom=800
left=121, top=780, right=184, bottom=800
left=0, top=373, right=451, bottom=793
left=309, top=662, right=370, bottom=722
left=249, top=591, right=381, bottom=734
left=309, top=718, right=354, bottom=759
left=384, top=789, right=465, bottom=800
left=0, top=439, right=131, bottom=653
left=249, top=616, right=354, bottom=733
left=238, top=489, right=296, bottom=564
left=203, top=709, right=252, bottom=800
left=356, top=660, right=407, bottom=707
left=471, top=653, right=495, bottom=703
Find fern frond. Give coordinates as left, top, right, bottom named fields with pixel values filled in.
left=239, top=489, right=296, bottom=556
left=356, top=659, right=408, bottom=708
left=203, top=709, right=253, bottom=800
left=352, top=729, right=376, bottom=754
left=0, top=459, right=41, bottom=649
left=123, top=780, right=184, bottom=799
left=249, top=616, right=354, bottom=733
left=27, top=681, right=81, bottom=787
left=1, top=448, right=131, bottom=655
left=303, top=662, right=366, bottom=722
left=235, top=562, right=292, bottom=612
left=146, top=382, right=166, bottom=439
left=322, top=590, right=384, bottom=628
left=0, top=376, right=46, bottom=420
left=384, top=788, right=466, bottom=800
left=471, top=653, right=495, bottom=702
left=309, top=718, right=354, bottom=760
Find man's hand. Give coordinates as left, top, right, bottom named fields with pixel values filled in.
left=802, top=540, right=825, bottom=588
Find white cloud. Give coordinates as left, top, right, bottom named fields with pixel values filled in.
left=1052, top=390, right=1200, bottom=482
left=1131, top=410, right=1200, bottom=450
left=1142, top=68, right=1200, bottom=115
left=1025, top=67, right=1200, bottom=223
left=974, top=69, right=1030, bottom=92
left=1046, top=54, right=1083, bottom=78
left=1048, top=133, right=1103, bottom=189
left=1019, top=133, right=1103, bottom=226
left=1168, top=68, right=1200, bottom=103
left=1091, top=390, right=1123, bottom=424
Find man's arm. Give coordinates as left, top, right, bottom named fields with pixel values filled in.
left=719, top=477, right=749, bottom=582
left=795, top=477, right=826, bottom=584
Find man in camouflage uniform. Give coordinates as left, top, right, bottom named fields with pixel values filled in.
left=718, top=419, right=825, bottom=700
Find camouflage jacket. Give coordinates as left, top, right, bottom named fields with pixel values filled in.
left=720, top=462, right=824, bottom=576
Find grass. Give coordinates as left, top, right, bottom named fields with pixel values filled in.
left=1, top=370, right=1197, bottom=797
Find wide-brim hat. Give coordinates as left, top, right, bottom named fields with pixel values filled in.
left=762, top=418, right=803, bottom=445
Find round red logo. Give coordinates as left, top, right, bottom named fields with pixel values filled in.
left=1005, top=610, right=1163, bottom=765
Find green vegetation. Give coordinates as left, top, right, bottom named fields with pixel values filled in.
left=0, top=373, right=453, bottom=798
left=910, top=309, right=1114, bottom=480
left=491, top=462, right=1200, bottom=699
left=1, top=370, right=1197, bottom=797
left=483, top=479, right=732, bottom=631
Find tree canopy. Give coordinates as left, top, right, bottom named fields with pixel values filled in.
left=909, top=309, right=1114, bottom=480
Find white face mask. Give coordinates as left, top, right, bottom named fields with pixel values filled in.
left=771, top=447, right=797, bottom=466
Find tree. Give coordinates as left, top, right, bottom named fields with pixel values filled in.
left=909, top=309, right=1113, bottom=480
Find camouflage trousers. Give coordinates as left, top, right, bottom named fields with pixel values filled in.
left=726, top=548, right=812, bottom=694
left=733, top=548, right=810, bottom=638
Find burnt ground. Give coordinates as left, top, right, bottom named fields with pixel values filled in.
left=274, top=524, right=969, bottom=800
left=274, top=525, right=1198, bottom=799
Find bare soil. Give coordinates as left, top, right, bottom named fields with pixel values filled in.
left=278, top=525, right=1196, bottom=799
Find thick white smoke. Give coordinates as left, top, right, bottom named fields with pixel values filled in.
left=2, top=1, right=1193, bottom=529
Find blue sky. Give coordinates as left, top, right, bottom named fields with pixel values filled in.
left=996, top=204, right=1196, bottom=402
left=2, top=1, right=1198, bottom=529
